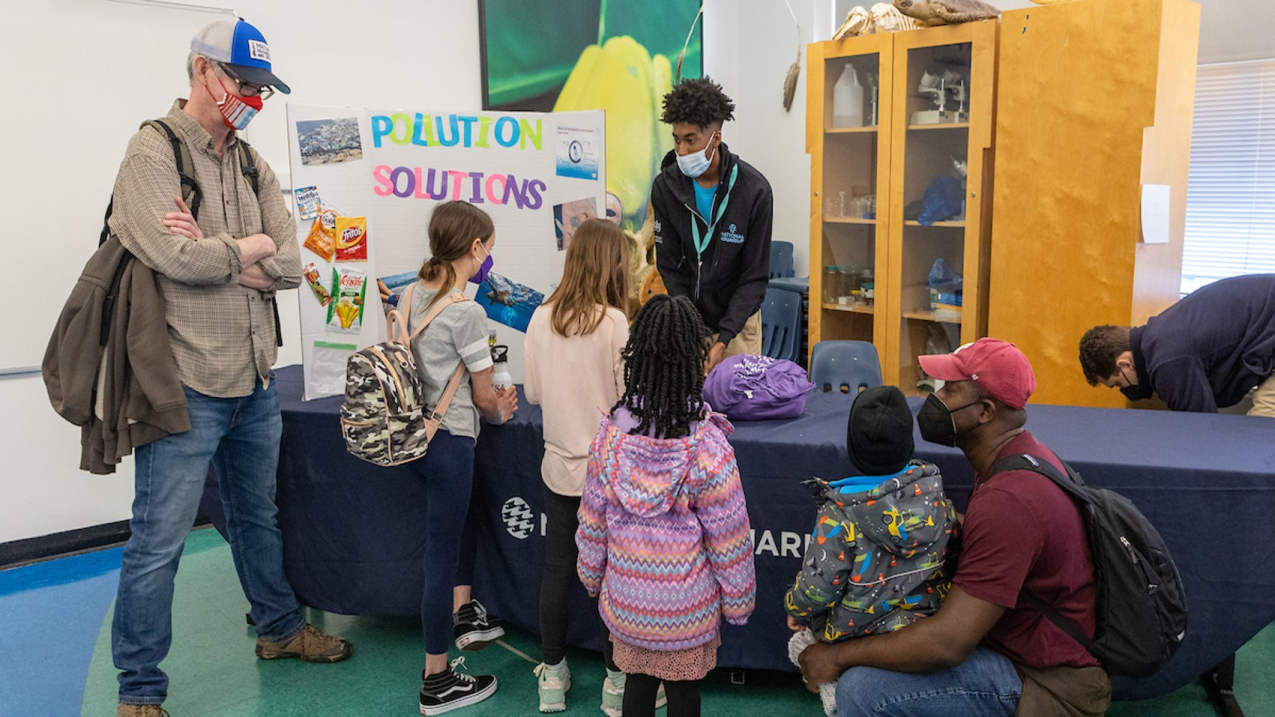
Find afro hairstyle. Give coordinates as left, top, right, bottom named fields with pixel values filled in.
left=661, top=77, right=736, bottom=129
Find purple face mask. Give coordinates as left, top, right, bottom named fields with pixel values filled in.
left=469, top=243, right=494, bottom=285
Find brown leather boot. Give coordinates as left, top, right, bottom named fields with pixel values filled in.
left=255, top=623, right=353, bottom=663
left=116, top=705, right=169, bottom=717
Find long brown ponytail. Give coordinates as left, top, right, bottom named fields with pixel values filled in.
left=417, top=201, right=494, bottom=312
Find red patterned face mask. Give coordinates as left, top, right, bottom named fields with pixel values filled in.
left=206, top=74, right=263, bottom=131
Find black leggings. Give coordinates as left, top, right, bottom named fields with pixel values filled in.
left=623, top=673, right=702, bottom=717
left=540, top=486, right=616, bottom=669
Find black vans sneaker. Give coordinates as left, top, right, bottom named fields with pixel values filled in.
left=419, top=657, right=497, bottom=715
left=452, top=599, right=506, bottom=651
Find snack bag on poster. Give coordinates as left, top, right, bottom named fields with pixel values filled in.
left=303, top=262, right=332, bottom=306
left=334, top=216, right=368, bottom=262
left=294, top=186, right=322, bottom=221
left=327, top=267, right=367, bottom=333
left=303, top=208, right=339, bottom=261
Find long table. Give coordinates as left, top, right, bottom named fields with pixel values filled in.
left=201, top=365, right=1275, bottom=700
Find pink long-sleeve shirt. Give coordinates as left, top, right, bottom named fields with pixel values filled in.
left=523, top=304, right=628, bottom=496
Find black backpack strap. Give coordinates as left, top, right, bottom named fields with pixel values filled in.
left=142, top=119, right=202, bottom=221
left=237, top=139, right=261, bottom=196
left=235, top=139, right=282, bottom=348
left=989, top=454, right=1100, bottom=657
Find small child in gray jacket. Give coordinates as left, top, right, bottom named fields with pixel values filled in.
left=785, top=385, right=959, bottom=716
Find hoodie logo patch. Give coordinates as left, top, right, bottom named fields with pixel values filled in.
left=501, top=496, right=536, bottom=539
left=653, top=218, right=663, bottom=245
left=721, top=223, right=745, bottom=244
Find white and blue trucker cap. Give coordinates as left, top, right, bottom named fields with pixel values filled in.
left=191, top=18, right=290, bottom=94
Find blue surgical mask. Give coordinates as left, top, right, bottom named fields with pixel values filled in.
left=676, top=132, right=718, bottom=179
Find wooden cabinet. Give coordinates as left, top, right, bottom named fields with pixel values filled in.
left=807, top=21, right=998, bottom=392
left=986, top=0, right=1199, bottom=407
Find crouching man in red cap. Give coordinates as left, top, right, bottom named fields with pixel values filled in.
left=797, top=338, right=1111, bottom=717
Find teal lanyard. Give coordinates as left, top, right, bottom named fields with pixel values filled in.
left=690, top=164, right=740, bottom=261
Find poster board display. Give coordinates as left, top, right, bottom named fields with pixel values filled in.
left=287, top=104, right=606, bottom=399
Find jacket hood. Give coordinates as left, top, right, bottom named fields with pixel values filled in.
left=815, top=461, right=948, bottom=558
left=600, top=412, right=733, bottom=518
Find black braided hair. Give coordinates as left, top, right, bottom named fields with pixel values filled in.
left=614, top=294, right=711, bottom=439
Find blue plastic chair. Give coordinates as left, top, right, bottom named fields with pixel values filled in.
left=769, top=241, right=795, bottom=280
left=760, top=287, right=802, bottom=362
left=809, top=340, right=883, bottom=394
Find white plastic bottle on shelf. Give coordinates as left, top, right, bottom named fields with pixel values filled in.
left=832, top=65, right=864, bottom=128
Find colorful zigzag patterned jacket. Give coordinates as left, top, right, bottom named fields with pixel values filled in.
left=576, top=411, right=756, bottom=651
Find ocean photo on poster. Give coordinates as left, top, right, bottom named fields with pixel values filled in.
left=298, top=117, right=364, bottom=165
left=476, top=272, right=543, bottom=333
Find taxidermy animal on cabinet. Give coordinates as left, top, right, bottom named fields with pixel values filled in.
left=893, top=0, right=1000, bottom=26
left=833, top=3, right=919, bottom=39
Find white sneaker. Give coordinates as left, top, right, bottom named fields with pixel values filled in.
left=601, top=669, right=624, bottom=717
left=534, top=660, right=571, bottom=713
left=600, top=669, right=663, bottom=715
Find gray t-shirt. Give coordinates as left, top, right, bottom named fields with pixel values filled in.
left=407, top=283, right=493, bottom=440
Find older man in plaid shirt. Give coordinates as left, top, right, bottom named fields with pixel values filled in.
left=110, top=19, right=351, bottom=717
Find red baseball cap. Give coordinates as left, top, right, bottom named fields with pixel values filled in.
left=917, top=338, right=1036, bottom=409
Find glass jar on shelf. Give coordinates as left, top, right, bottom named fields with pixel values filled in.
left=823, top=266, right=842, bottom=304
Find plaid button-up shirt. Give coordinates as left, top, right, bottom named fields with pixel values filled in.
left=109, top=100, right=301, bottom=398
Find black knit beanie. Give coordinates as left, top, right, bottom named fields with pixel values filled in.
left=847, top=385, right=915, bottom=476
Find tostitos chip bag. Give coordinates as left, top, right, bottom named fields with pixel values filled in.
left=327, top=267, right=367, bottom=333
left=334, top=216, right=368, bottom=262
left=304, top=208, right=339, bottom=261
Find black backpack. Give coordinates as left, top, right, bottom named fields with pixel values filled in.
left=98, top=118, right=281, bottom=347
left=991, top=454, right=1187, bottom=678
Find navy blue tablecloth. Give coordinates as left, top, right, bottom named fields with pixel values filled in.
left=201, top=365, right=1275, bottom=699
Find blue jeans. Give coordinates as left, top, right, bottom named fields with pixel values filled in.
left=407, top=428, right=477, bottom=655
left=835, top=647, right=1021, bottom=717
left=112, top=380, right=304, bottom=705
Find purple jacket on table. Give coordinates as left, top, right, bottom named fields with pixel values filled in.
left=576, top=409, right=757, bottom=651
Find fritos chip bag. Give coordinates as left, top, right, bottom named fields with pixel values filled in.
left=334, top=216, right=368, bottom=262
left=303, top=208, right=339, bottom=261
left=327, top=267, right=367, bottom=333
left=303, top=262, right=331, bottom=307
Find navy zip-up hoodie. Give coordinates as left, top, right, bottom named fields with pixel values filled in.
left=650, top=143, right=773, bottom=346
left=1130, top=274, right=1275, bottom=412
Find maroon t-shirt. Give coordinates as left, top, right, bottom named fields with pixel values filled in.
left=953, top=431, right=1099, bottom=669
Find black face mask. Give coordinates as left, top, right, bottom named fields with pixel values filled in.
left=1118, top=367, right=1154, bottom=401
left=917, top=393, right=982, bottom=447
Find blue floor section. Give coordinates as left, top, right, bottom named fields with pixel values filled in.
left=0, top=548, right=123, bottom=717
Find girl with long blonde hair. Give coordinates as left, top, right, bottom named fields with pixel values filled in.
left=523, top=218, right=631, bottom=714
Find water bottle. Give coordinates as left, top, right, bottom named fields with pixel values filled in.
left=832, top=65, right=864, bottom=128
left=490, top=345, right=512, bottom=392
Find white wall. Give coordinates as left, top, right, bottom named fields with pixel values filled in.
left=703, top=0, right=818, bottom=279
left=4, top=0, right=1269, bottom=544
left=0, top=0, right=482, bottom=544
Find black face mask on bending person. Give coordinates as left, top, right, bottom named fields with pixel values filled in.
left=1118, top=367, right=1154, bottom=401
left=916, top=393, right=983, bottom=447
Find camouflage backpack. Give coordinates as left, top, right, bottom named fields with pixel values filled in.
left=340, top=284, right=469, bottom=466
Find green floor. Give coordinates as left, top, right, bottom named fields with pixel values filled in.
left=80, top=528, right=1272, bottom=716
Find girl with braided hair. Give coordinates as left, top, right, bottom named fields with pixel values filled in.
left=576, top=294, right=757, bottom=717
